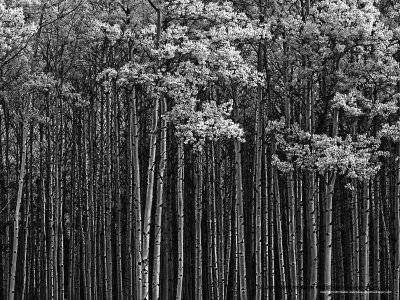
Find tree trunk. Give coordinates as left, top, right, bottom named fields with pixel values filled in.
left=323, top=108, right=338, bottom=299
left=114, top=88, right=123, bottom=300
left=105, top=89, right=113, bottom=300
left=394, top=143, right=400, bottom=299
left=142, top=93, right=159, bottom=300
left=233, top=85, right=248, bottom=300
left=360, top=180, right=370, bottom=300
left=152, top=97, right=167, bottom=299
left=254, top=41, right=264, bottom=300
left=132, top=88, right=143, bottom=300
left=176, top=141, right=184, bottom=300
left=142, top=7, right=162, bottom=296
left=8, top=104, right=29, bottom=300
left=195, top=150, right=203, bottom=300
left=273, top=169, right=288, bottom=300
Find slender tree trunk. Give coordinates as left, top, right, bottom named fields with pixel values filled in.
left=58, top=92, right=66, bottom=300
left=21, top=133, right=32, bottom=300
left=296, top=170, right=304, bottom=300
left=8, top=3, right=45, bottom=297
left=307, top=171, right=318, bottom=299
left=351, top=178, right=360, bottom=298
left=254, top=43, right=263, bottom=300
left=304, top=48, right=318, bottom=299
left=105, top=88, right=113, bottom=300
left=132, top=88, right=143, bottom=300
left=142, top=5, right=162, bottom=298
left=215, top=141, right=225, bottom=300
left=206, top=146, right=214, bottom=299
left=152, top=98, right=167, bottom=299
left=264, top=143, right=274, bottom=299
left=394, top=143, right=400, bottom=299
left=224, top=160, right=233, bottom=300
left=372, top=179, right=380, bottom=298
left=274, top=169, right=288, bottom=300
left=3, top=105, right=11, bottom=300
left=127, top=90, right=134, bottom=300
left=323, top=108, right=339, bottom=300
left=360, top=180, right=370, bottom=300
left=195, top=150, right=203, bottom=300
left=233, top=85, right=248, bottom=300
left=176, top=141, right=184, bottom=300
left=282, top=36, right=298, bottom=299
left=287, top=169, right=298, bottom=299
left=113, top=84, right=123, bottom=300
left=88, top=103, right=95, bottom=300
left=8, top=103, right=29, bottom=300
left=69, top=108, right=77, bottom=300
left=39, top=122, right=49, bottom=300
left=233, top=206, right=238, bottom=300
left=142, top=92, right=159, bottom=299
left=210, top=144, right=219, bottom=299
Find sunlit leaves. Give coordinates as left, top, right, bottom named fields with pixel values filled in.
left=165, top=99, right=244, bottom=148
left=0, top=3, right=36, bottom=59
left=267, top=120, right=381, bottom=179
left=379, top=122, right=400, bottom=142
left=114, top=0, right=269, bottom=146
left=91, top=19, right=122, bottom=45
left=22, top=72, right=56, bottom=92
left=332, top=90, right=363, bottom=117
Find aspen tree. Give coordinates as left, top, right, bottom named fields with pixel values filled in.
left=9, top=102, right=29, bottom=300
left=283, top=35, right=297, bottom=299
left=105, top=82, right=113, bottom=300
left=273, top=169, right=288, bottom=300
left=152, top=97, right=167, bottom=299
left=142, top=2, right=162, bottom=298
left=176, top=141, right=184, bottom=300
left=114, top=80, right=123, bottom=300
left=132, top=87, right=143, bottom=300
left=233, top=85, right=248, bottom=300
left=127, top=89, right=134, bottom=299
left=215, top=141, right=225, bottom=300
left=195, top=150, right=203, bottom=300
left=254, top=42, right=264, bottom=300
left=323, top=107, right=338, bottom=300
left=394, top=143, right=400, bottom=300
left=372, top=179, right=380, bottom=294
left=7, top=2, right=44, bottom=298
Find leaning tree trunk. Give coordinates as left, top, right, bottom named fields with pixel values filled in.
left=142, top=6, right=162, bottom=298
left=8, top=5, right=45, bottom=298
left=8, top=103, right=29, bottom=300
left=142, top=92, right=159, bottom=300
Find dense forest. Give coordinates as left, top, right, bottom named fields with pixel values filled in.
left=1, top=0, right=400, bottom=299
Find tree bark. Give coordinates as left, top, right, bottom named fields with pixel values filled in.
left=8, top=104, right=29, bottom=300
left=176, top=141, right=184, bottom=300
